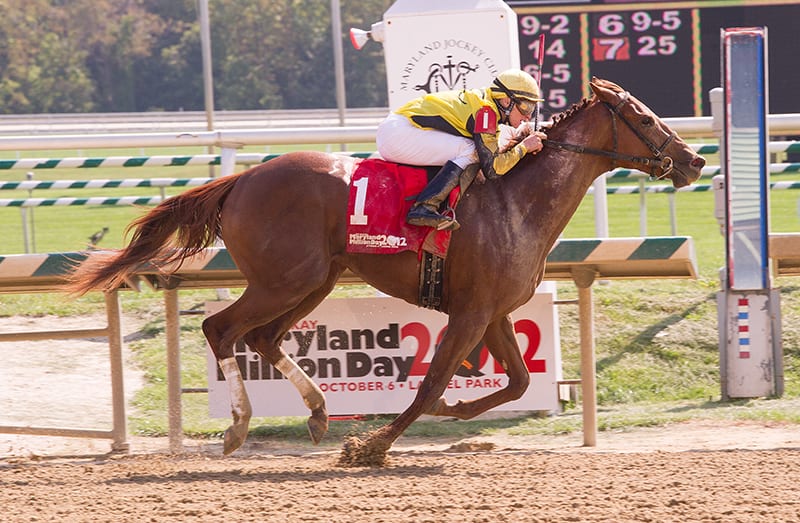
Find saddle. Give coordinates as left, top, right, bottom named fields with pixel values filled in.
left=345, top=159, right=478, bottom=310
left=345, top=159, right=478, bottom=259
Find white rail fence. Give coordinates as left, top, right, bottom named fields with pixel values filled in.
left=0, top=108, right=389, bottom=135
left=1, top=113, right=799, bottom=251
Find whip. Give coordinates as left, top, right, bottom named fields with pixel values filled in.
left=533, top=33, right=545, bottom=131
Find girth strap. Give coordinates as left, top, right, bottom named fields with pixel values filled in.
left=419, top=251, right=445, bottom=310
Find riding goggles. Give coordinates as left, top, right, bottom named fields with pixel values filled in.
left=514, top=98, right=537, bottom=117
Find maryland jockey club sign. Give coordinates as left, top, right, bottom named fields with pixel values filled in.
left=380, top=0, right=520, bottom=108
left=397, top=39, right=499, bottom=95
left=206, top=286, right=563, bottom=417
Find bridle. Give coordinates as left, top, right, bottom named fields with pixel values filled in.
left=543, top=92, right=676, bottom=179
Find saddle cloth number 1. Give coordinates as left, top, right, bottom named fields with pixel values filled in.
left=350, top=176, right=369, bottom=225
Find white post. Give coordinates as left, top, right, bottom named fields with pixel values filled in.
left=220, top=146, right=238, bottom=177
left=668, top=193, right=678, bottom=235
left=572, top=267, right=597, bottom=447
left=593, top=176, right=609, bottom=237
left=638, top=177, right=646, bottom=236
left=331, top=0, right=347, bottom=138
left=106, top=290, right=129, bottom=452
left=198, top=0, right=216, bottom=176
left=20, top=207, right=29, bottom=253
left=710, top=88, right=724, bottom=172
left=198, top=0, right=214, bottom=131
left=165, top=288, right=183, bottom=452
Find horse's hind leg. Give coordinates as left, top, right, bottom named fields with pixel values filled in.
left=203, top=276, right=335, bottom=455
left=244, top=332, right=328, bottom=444
left=204, top=287, right=280, bottom=455
left=242, top=269, right=343, bottom=444
left=427, top=315, right=531, bottom=419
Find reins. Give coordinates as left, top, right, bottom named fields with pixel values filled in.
left=543, top=92, right=675, bottom=179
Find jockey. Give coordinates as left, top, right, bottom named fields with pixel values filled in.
left=376, top=68, right=548, bottom=230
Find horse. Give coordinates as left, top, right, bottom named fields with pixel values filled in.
left=67, top=77, right=705, bottom=466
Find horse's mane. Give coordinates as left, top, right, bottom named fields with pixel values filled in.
left=544, top=96, right=592, bottom=132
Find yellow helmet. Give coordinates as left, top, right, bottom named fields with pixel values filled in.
left=491, top=69, right=544, bottom=103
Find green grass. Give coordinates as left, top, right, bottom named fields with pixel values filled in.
left=0, top=143, right=376, bottom=254
left=113, top=281, right=800, bottom=444
left=2, top=144, right=800, bottom=443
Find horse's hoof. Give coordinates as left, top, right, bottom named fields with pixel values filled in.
left=337, top=429, right=393, bottom=468
left=307, top=406, right=329, bottom=445
left=222, top=424, right=248, bottom=455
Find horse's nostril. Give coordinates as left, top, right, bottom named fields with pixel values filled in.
left=691, top=156, right=706, bottom=169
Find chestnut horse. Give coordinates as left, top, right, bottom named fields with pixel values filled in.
left=68, top=78, right=704, bottom=466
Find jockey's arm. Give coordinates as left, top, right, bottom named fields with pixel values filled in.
left=474, top=129, right=547, bottom=179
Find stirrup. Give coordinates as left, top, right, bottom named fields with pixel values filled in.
left=407, top=204, right=460, bottom=230
left=436, top=207, right=459, bottom=231
left=408, top=206, right=444, bottom=228
left=436, top=217, right=459, bottom=231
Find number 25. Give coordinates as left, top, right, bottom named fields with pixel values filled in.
left=638, top=35, right=677, bottom=56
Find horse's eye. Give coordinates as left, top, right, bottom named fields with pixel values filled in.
left=642, top=116, right=654, bottom=126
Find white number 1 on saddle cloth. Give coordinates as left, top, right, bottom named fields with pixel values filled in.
left=345, top=158, right=454, bottom=257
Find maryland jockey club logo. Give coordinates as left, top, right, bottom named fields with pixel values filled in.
left=415, top=55, right=479, bottom=93
left=399, top=39, right=501, bottom=95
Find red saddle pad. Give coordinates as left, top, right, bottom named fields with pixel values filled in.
left=345, top=159, right=455, bottom=258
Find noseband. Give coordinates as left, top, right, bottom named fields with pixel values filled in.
left=544, top=91, right=675, bottom=179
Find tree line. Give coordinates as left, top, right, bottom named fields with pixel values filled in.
left=0, top=0, right=391, bottom=113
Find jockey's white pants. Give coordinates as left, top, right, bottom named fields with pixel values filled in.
left=376, top=113, right=478, bottom=169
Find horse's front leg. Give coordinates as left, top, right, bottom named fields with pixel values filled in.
left=428, top=315, right=530, bottom=419
left=338, top=317, right=487, bottom=467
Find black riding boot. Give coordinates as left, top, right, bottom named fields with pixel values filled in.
left=406, top=161, right=464, bottom=230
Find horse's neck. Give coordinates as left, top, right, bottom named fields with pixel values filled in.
left=546, top=105, right=614, bottom=194
left=506, top=103, right=614, bottom=246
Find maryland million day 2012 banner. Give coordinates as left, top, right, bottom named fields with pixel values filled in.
left=206, top=285, right=562, bottom=417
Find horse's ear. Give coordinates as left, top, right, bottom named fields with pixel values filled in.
left=590, top=77, right=623, bottom=101
left=590, top=77, right=610, bottom=98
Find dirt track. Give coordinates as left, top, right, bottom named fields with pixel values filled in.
left=2, top=315, right=800, bottom=521
left=1, top=425, right=800, bottom=523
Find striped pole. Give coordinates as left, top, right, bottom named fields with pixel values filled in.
left=606, top=162, right=799, bottom=180
left=2, top=180, right=798, bottom=206
left=0, top=196, right=163, bottom=207
left=606, top=165, right=721, bottom=180
left=1, top=149, right=798, bottom=180
left=0, top=151, right=374, bottom=170
left=590, top=180, right=800, bottom=195
left=0, top=154, right=227, bottom=170
left=0, top=239, right=696, bottom=286
left=770, top=162, right=800, bottom=174
left=0, top=177, right=213, bottom=191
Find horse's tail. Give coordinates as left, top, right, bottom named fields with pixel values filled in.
left=66, top=173, right=241, bottom=295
